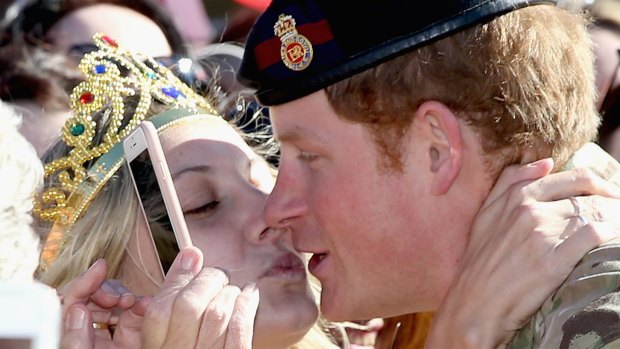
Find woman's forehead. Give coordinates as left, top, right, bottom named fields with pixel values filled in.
left=159, top=116, right=257, bottom=162
left=161, top=116, right=242, bottom=144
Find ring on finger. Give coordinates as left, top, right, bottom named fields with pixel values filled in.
left=569, top=196, right=589, bottom=226
left=92, top=322, right=109, bottom=330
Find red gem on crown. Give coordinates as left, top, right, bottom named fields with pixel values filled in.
left=79, top=92, right=95, bottom=104
left=101, top=35, right=118, bottom=48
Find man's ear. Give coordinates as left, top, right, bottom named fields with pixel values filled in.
left=414, top=101, right=463, bottom=195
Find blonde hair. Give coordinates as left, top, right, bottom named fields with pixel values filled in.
left=37, top=167, right=139, bottom=287
left=327, top=5, right=598, bottom=175
left=375, top=313, right=434, bottom=349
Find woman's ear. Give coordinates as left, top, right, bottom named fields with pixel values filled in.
left=414, top=101, right=464, bottom=195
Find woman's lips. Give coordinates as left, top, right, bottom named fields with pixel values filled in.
left=262, top=252, right=307, bottom=281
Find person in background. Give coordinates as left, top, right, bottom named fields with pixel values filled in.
left=0, top=100, right=58, bottom=349
left=0, top=100, right=42, bottom=282
left=0, top=0, right=188, bottom=156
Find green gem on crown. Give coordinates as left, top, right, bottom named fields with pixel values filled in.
left=71, top=123, right=85, bottom=136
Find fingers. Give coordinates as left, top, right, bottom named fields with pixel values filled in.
left=555, top=221, right=619, bottom=268
left=142, top=247, right=204, bottom=348
left=474, top=165, right=620, bottom=252
left=195, top=285, right=242, bottom=347
left=162, top=268, right=231, bottom=348
left=224, top=283, right=260, bottom=349
left=90, top=279, right=136, bottom=310
left=60, top=259, right=108, bottom=311
left=523, top=168, right=620, bottom=202
left=536, top=195, right=620, bottom=230
left=481, top=163, right=620, bottom=225
left=60, top=260, right=135, bottom=316
left=482, top=158, right=554, bottom=211
left=344, top=318, right=384, bottom=348
left=163, top=246, right=204, bottom=289
left=111, top=297, right=151, bottom=348
left=60, top=304, right=94, bottom=349
left=449, top=161, right=620, bottom=348
left=143, top=247, right=259, bottom=349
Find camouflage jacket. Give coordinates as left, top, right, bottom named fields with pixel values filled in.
left=508, top=143, right=620, bottom=349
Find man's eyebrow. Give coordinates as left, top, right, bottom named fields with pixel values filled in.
left=171, top=165, right=212, bottom=180
left=276, top=126, right=327, bottom=146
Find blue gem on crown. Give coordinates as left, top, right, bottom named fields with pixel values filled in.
left=161, top=86, right=181, bottom=99
left=94, top=64, right=106, bottom=74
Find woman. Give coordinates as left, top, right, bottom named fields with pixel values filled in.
left=34, top=33, right=338, bottom=349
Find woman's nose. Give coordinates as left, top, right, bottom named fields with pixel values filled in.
left=253, top=226, right=286, bottom=245
left=243, top=184, right=282, bottom=244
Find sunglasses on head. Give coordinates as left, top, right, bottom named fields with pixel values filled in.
left=67, top=42, right=184, bottom=66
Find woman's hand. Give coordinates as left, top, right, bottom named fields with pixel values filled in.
left=426, top=159, right=620, bottom=349
left=60, top=248, right=259, bottom=349
left=59, top=260, right=147, bottom=349
left=141, top=246, right=260, bottom=349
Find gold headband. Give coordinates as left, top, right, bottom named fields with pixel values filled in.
left=34, top=33, right=218, bottom=267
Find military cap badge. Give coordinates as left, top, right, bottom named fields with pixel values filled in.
left=274, top=14, right=313, bottom=71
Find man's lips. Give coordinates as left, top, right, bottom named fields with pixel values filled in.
left=308, top=253, right=328, bottom=275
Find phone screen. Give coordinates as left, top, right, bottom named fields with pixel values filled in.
left=128, top=148, right=180, bottom=274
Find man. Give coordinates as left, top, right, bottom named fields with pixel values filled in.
left=239, top=0, right=620, bottom=347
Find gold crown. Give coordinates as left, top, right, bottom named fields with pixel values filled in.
left=274, top=14, right=297, bottom=38
left=34, top=33, right=216, bottom=229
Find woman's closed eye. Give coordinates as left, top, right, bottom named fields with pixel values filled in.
left=184, top=200, right=220, bottom=216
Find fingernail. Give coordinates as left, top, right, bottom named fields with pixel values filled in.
left=181, top=251, right=197, bottom=271
left=214, top=267, right=231, bottom=281
left=67, top=307, right=86, bottom=330
left=87, top=259, right=100, bottom=272
left=101, top=282, right=120, bottom=297
left=526, top=160, right=541, bottom=168
left=526, top=158, right=552, bottom=168
left=242, top=282, right=257, bottom=292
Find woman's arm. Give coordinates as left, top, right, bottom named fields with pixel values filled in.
left=426, top=159, right=620, bottom=349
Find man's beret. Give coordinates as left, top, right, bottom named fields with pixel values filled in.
left=238, top=0, right=557, bottom=106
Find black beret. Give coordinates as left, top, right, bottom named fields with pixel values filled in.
left=238, top=0, right=557, bottom=106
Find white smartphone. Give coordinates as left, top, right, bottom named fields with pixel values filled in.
left=123, top=121, right=192, bottom=279
left=0, top=282, right=60, bottom=349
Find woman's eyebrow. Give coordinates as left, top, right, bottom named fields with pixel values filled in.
left=171, top=164, right=212, bottom=180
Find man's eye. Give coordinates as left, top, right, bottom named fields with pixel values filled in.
left=184, top=201, right=220, bottom=216
left=298, top=151, right=319, bottom=162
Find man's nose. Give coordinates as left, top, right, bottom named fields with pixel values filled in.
left=263, top=171, right=308, bottom=229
